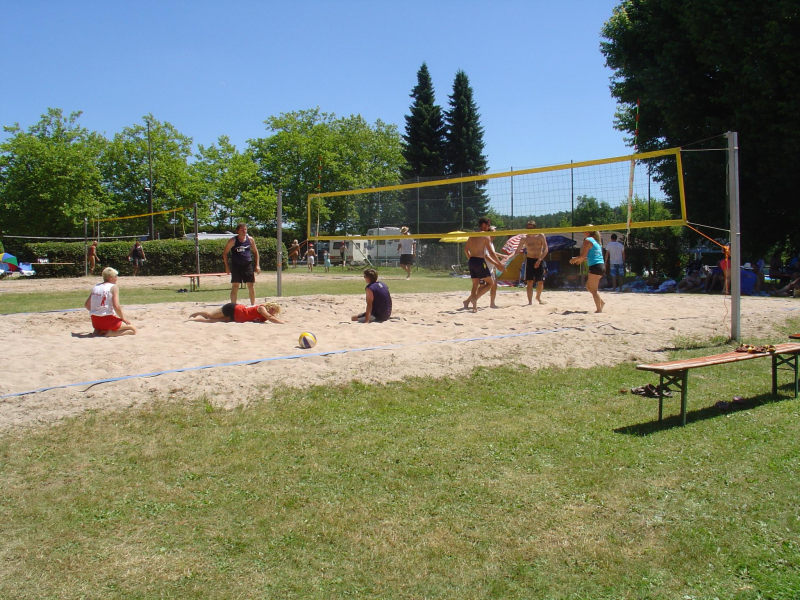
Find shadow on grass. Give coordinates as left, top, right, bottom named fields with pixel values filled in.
left=614, top=387, right=798, bottom=436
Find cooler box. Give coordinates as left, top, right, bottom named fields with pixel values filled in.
left=740, top=268, right=756, bottom=295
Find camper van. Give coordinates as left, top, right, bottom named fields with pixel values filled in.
left=331, top=238, right=369, bottom=264
left=365, top=227, right=403, bottom=264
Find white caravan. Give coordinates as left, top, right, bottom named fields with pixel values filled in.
left=365, top=227, right=403, bottom=264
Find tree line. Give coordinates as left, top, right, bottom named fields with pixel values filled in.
left=0, top=64, right=489, bottom=241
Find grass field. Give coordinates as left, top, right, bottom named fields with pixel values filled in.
left=0, top=281, right=799, bottom=598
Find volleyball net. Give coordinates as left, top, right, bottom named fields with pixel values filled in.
left=307, top=147, right=686, bottom=242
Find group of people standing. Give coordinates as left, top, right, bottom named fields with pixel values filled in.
left=461, top=218, right=609, bottom=314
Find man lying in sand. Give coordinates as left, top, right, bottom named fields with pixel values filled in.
left=84, top=267, right=137, bottom=337
left=189, top=302, right=285, bottom=323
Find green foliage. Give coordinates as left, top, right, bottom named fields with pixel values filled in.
left=402, top=63, right=447, bottom=180
left=192, top=136, right=276, bottom=234
left=443, top=70, right=490, bottom=229
left=600, top=0, right=800, bottom=257
left=17, top=238, right=285, bottom=277
left=249, top=109, right=404, bottom=237
left=0, top=109, right=107, bottom=237
left=99, top=115, right=195, bottom=238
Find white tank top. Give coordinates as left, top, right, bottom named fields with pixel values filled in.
left=90, top=282, right=115, bottom=316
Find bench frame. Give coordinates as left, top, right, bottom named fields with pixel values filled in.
left=181, top=273, right=244, bottom=292
left=637, top=343, right=800, bottom=426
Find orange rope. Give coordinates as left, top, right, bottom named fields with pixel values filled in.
left=686, top=223, right=729, bottom=256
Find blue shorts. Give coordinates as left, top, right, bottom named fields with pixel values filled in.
left=610, top=264, right=624, bottom=277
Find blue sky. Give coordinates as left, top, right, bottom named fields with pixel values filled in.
left=1, top=0, right=627, bottom=174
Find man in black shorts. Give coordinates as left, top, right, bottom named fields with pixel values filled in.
left=514, top=220, right=549, bottom=305
left=462, top=217, right=504, bottom=312
left=223, top=223, right=260, bottom=305
left=397, top=226, right=416, bottom=279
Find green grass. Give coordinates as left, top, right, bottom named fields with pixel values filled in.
left=0, top=268, right=471, bottom=314
left=1, top=318, right=799, bottom=598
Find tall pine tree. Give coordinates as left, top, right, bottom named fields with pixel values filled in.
left=444, top=70, right=489, bottom=229
left=402, top=63, right=447, bottom=233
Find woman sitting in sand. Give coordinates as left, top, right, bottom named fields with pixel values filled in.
left=189, top=302, right=285, bottom=324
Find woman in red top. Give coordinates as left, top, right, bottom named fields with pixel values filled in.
left=189, top=302, right=284, bottom=323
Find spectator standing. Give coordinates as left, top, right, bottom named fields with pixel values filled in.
left=128, top=240, right=146, bottom=276
left=397, top=226, right=416, bottom=280
left=604, top=233, right=626, bottom=292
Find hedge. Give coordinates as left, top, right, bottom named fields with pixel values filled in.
left=9, top=238, right=287, bottom=278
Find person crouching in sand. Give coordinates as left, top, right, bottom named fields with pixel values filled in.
left=84, top=267, right=137, bottom=336
left=569, top=228, right=606, bottom=313
left=189, top=302, right=284, bottom=323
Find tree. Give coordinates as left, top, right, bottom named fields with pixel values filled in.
left=402, top=63, right=448, bottom=234
left=192, top=136, right=276, bottom=234
left=444, top=70, right=490, bottom=229
left=0, top=108, right=107, bottom=237
left=249, top=109, right=404, bottom=238
left=100, top=115, right=194, bottom=237
left=601, top=0, right=800, bottom=257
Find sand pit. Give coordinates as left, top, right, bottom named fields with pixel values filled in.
left=1, top=275, right=797, bottom=431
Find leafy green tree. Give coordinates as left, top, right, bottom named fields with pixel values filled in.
left=402, top=63, right=448, bottom=233
left=250, top=109, right=404, bottom=238
left=99, top=115, right=194, bottom=237
left=444, top=70, right=490, bottom=230
left=601, top=0, right=800, bottom=256
left=192, top=136, right=276, bottom=234
left=625, top=195, right=685, bottom=277
left=0, top=108, right=107, bottom=237
left=573, top=195, right=616, bottom=227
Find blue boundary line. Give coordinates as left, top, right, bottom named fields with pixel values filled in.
left=0, top=327, right=578, bottom=399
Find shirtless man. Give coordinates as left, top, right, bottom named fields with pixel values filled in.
left=514, top=220, right=549, bottom=305
left=462, top=217, right=504, bottom=313
left=304, top=244, right=317, bottom=273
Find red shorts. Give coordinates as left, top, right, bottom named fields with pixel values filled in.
left=91, top=314, right=123, bottom=331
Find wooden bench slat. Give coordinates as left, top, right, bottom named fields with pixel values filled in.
left=637, top=343, right=800, bottom=374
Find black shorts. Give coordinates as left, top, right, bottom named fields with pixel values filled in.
left=588, top=264, right=605, bottom=276
left=525, top=257, right=546, bottom=282
left=231, top=262, right=255, bottom=283
left=400, top=254, right=413, bottom=266
left=468, top=257, right=492, bottom=279
left=221, top=303, right=236, bottom=320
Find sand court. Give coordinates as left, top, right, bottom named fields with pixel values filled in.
left=1, top=275, right=798, bottom=431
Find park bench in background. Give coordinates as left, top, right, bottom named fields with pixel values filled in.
left=637, top=343, right=800, bottom=426
left=181, top=273, right=244, bottom=292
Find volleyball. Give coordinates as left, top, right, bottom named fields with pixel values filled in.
left=299, top=332, right=317, bottom=349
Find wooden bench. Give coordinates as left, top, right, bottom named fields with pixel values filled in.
left=637, top=343, right=800, bottom=426
left=181, top=273, right=244, bottom=292
left=790, top=334, right=800, bottom=340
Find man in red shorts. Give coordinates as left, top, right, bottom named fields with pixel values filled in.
left=189, top=301, right=285, bottom=324
left=84, top=267, right=137, bottom=336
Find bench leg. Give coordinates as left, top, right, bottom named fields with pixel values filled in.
left=680, top=370, right=689, bottom=426
left=657, top=371, right=688, bottom=426
left=772, top=353, right=799, bottom=398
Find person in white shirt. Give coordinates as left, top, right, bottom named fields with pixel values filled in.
left=84, top=267, right=137, bottom=337
left=397, top=226, right=416, bottom=280
left=604, top=233, right=626, bottom=292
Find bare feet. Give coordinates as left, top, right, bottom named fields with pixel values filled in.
left=537, top=299, right=546, bottom=305
left=462, top=299, right=471, bottom=310
left=595, top=299, right=606, bottom=313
